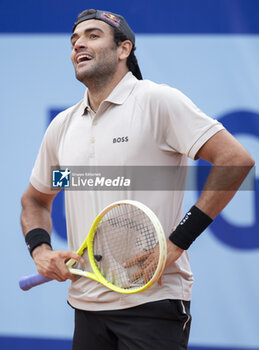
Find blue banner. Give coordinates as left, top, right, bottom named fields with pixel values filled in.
left=0, top=0, right=259, bottom=33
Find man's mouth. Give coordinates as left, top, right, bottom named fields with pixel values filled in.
left=76, top=54, right=93, bottom=64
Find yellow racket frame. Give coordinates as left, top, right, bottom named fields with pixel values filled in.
left=66, top=200, right=167, bottom=294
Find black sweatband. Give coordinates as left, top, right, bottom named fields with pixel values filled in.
left=25, top=228, right=52, bottom=256
left=169, top=206, right=213, bottom=250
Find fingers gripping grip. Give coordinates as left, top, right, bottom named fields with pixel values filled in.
left=19, top=274, right=52, bottom=291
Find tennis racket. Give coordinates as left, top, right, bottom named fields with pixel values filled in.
left=19, top=200, right=167, bottom=294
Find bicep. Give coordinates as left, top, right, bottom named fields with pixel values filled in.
left=195, top=129, right=252, bottom=165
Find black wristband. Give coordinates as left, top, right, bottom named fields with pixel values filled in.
left=25, top=228, right=52, bottom=256
left=169, top=206, right=213, bottom=250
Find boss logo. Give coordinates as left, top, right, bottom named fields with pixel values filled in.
left=113, top=136, right=129, bottom=143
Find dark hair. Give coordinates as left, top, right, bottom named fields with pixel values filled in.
left=74, top=9, right=142, bottom=79
left=112, top=27, right=142, bottom=80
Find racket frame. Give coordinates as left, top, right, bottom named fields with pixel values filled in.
left=66, top=200, right=167, bottom=294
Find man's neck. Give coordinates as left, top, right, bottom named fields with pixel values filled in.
left=86, top=69, right=128, bottom=113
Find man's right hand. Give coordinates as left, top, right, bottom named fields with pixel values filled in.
left=32, top=244, right=85, bottom=282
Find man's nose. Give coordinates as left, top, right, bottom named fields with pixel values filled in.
left=74, top=37, right=88, bottom=51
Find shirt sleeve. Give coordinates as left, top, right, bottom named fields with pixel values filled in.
left=153, top=85, right=224, bottom=159
left=30, top=114, right=63, bottom=194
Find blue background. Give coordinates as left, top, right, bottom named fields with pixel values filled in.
left=0, top=0, right=258, bottom=349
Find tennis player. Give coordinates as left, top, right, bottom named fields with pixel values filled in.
left=21, top=9, right=254, bottom=350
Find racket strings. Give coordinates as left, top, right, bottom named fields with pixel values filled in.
left=92, top=204, right=159, bottom=289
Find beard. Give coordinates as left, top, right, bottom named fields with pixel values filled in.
left=75, top=47, right=118, bottom=87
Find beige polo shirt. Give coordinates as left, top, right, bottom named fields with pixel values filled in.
left=30, top=72, right=224, bottom=311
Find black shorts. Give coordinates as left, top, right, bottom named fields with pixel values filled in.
left=72, top=299, right=191, bottom=350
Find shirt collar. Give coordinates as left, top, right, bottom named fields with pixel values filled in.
left=104, top=72, right=137, bottom=105
left=82, top=72, right=138, bottom=114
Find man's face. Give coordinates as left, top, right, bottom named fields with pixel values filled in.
left=70, top=19, right=119, bottom=84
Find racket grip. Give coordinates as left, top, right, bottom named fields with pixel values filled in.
left=19, top=274, right=52, bottom=291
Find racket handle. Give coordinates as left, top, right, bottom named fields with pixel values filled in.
left=19, top=274, right=52, bottom=291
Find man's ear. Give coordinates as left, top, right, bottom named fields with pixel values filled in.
left=118, top=40, right=133, bottom=61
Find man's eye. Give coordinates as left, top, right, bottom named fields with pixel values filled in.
left=90, top=34, right=99, bottom=39
left=71, top=39, right=77, bottom=48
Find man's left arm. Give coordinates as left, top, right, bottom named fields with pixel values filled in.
left=165, top=129, right=255, bottom=268
left=194, top=129, right=255, bottom=217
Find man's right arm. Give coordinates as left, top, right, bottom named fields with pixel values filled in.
left=21, top=184, right=84, bottom=282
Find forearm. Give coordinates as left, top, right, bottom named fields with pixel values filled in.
left=169, top=135, right=254, bottom=251
left=20, top=186, right=83, bottom=281
left=21, top=197, right=53, bottom=258
left=195, top=129, right=255, bottom=219
left=21, top=196, right=52, bottom=236
left=196, top=164, right=253, bottom=218
left=167, top=166, right=251, bottom=253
